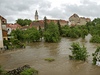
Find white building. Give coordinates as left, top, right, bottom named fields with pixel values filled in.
left=0, top=19, right=4, bottom=49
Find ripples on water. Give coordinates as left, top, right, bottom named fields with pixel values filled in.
left=0, top=34, right=100, bottom=75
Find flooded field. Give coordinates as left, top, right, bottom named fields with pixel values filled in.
left=0, top=35, right=100, bottom=75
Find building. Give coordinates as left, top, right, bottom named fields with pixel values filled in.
left=69, top=13, right=91, bottom=26
left=0, top=19, right=4, bottom=49
left=0, top=15, right=7, bottom=25
left=7, top=23, right=22, bottom=35
left=35, top=10, right=38, bottom=21
left=20, top=25, right=30, bottom=30
left=0, top=15, right=8, bottom=40
left=30, top=10, right=68, bottom=30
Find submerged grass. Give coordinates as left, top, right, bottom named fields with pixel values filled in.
left=44, top=58, right=55, bottom=62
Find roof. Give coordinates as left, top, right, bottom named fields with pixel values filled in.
left=30, top=20, right=44, bottom=27
left=30, top=19, right=68, bottom=27
left=21, top=25, right=30, bottom=30
left=7, top=23, right=22, bottom=30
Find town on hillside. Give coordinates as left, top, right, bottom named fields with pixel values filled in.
left=0, top=10, right=91, bottom=49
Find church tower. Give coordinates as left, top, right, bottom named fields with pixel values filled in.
left=35, top=10, right=38, bottom=21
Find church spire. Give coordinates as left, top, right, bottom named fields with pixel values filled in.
left=35, top=10, right=38, bottom=21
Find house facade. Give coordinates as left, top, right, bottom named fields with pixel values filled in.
left=7, top=23, right=22, bottom=35
left=0, top=19, right=4, bottom=49
left=69, top=13, right=91, bottom=26
left=0, top=15, right=8, bottom=40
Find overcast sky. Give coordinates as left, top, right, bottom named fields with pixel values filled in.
left=0, top=0, right=100, bottom=23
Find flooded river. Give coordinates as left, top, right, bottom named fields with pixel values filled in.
left=0, top=35, right=100, bottom=75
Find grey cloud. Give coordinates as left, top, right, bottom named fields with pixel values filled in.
left=62, top=0, right=100, bottom=19
left=0, top=0, right=51, bottom=23
left=0, top=0, right=100, bottom=23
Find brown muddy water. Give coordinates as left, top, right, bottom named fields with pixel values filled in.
left=0, top=34, right=100, bottom=75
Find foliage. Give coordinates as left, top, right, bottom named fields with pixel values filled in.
left=92, top=47, right=100, bottom=65
left=90, top=35, right=100, bottom=43
left=16, top=19, right=32, bottom=26
left=11, top=27, right=41, bottom=43
left=3, top=39, right=25, bottom=50
left=11, top=29, right=24, bottom=42
left=44, top=16, right=48, bottom=31
left=20, top=68, right=38, bottom=75
left=69, top=42, right=88, bottom=61
left=44, top=22, right=60, bottom=42
left=26, top=27, right=41, bottom=42
left=11, top=39, right=25, bottom=48
left=81, top=29, right=88, bottom=39
left=0, top=66, right=7, bottom=75
left=57, top=20, right=62, bottom=35
left=61, top=25, right=87, bottom=38
left=39, top=26, right=43, bottom=39
left=61, top=25, right=70, bottom=37
left=92, top=18, right=100, bottom=25
left=45, top=58, right=55, bottom=62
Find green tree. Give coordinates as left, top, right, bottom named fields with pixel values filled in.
left=11, top=29, right=24, bottom=42
left=92, top=18, right=100, bottom=25
left=69, top=42, right=88, bottom=61
left=16, top=19, right=32, bottom=26
left=44, top=22, right=60, bottom=42
left=57, top=20, right=62, bottom=35
left=44, top=16, right=48, bottom=31
left=39, top=26, right=43, bottom=39
left=81, top=29, right=88, bottom=39
left=26, top=27, right=41, bottom=42
left=61, top=25, right=70, bottom=37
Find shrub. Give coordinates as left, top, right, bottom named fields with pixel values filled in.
left=90, top=35, right=100, bottom=43
left=69, top=42, right=89, bottom=61
left=45, top=58, right=55, bottom=62
left=92, top=47, right=100, bottom=65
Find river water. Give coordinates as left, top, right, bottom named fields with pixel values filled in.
left=0, top=34, right=100, bottom=75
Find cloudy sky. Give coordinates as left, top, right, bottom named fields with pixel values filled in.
left=0, top=0, right=100, bottom=23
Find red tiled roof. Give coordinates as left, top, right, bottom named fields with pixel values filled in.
left=30, top=20, right=44, bottom=27
left=21, top=25, right=30, bottom=30
left=30, top=19, right=68, bottom=28
left=7, top=23, right=22, bottom=30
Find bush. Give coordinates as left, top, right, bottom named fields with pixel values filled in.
left=20, top=68, right=38, bottom=75
left=92, top=47, right=100, bottom=65
left=69, top=42, right=89, bottom=61
left=45, top=58, right=55, bottom=62
left=90, top=35, right=100, bottom=43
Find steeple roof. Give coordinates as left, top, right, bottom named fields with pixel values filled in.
left=35, top=10, right=38, bottom=16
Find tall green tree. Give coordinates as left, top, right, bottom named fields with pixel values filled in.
left=44, top=16, right=48, bottom=31
left=44, top=22, right=60, bottom=42
left=39, top=26, right=43, bottom=39
left=57, top=20, right=62, bottom=35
